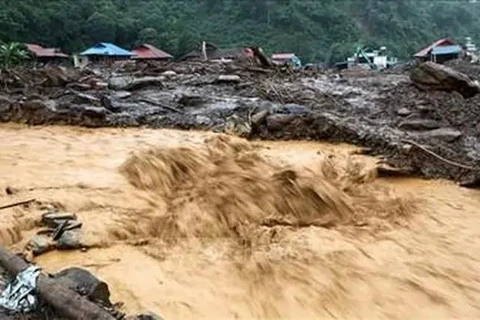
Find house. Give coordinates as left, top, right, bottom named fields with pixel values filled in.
left=26, top=44, right=68, bottom=64
left=346, top=46, right=397, bottom=70
left=414, top=39, right=461, bottom=64
left=271, top=53, right=302, bottom=67
left=180, top=42, right=253, bottom=62
left=132, top=44, right=173, bottom=61
left=80, top=43, right=133, bottom=63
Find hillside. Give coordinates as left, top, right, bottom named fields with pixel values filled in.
left=1, top=0, right=479, bottom=62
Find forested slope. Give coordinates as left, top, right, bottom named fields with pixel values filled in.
left=1, top=0, right=479, bottom=62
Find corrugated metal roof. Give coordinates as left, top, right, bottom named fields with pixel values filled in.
left=414, top=38, right=455, bottom=57
left=80, top=43, right=133, bottom=57
left=132, top=44, right=172, bottom=60
left=26, top=44, right=68, bottom=58
left=432, top=45, right=462, bottom=55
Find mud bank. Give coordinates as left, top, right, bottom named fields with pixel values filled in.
left=0, top=62, right=479, bottom=184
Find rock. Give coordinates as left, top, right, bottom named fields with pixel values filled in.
left=28, top=235, right=52, bottom=256
left=71, top=91, right=100, bottom=104
left=54, top=267, right=112, bottom=306
left=410, top=61, right=480, bottom=98
left=251, top=110, right=269, bottom=126
left=67, top=83, right=92, bottom=91
left=216, top=75, right=241, bottom=83
left=42, top=212, right=77, bottom=228
left=109, top=76, right=164, bottom=91
left=396, top=107, right=412, bottom=116
left=178, top=94, right=207, bottom=106
left=94, top=82, right=109, bottom=90
left=5, top=186, right=18, bottom=195
left=113, top=91, right=132, bottom=99
left=398, top=119, right=441, bottom=131
left=126, top=312, right=164, bottom=320
left=415, top=128, right=463, bottom=142
left=162, top=70, right=177, bottom=77
left=57, top=230, right=82, bottom=250
left=266, top=114, right=296, bottom=131
left=282, top=103, right=310, bottom=115
left=23, top=99, right=47, bottom=111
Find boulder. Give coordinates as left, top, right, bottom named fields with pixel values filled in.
left=109, top=76, right=164, bottom=91
left=398, top=119, right=441, bottom=131
left=266, top=114, right=296, bottom=131
left=54, top=267, right=112, bottom=306
left=410, top=61, right=480, bottom=98
left=415, top=128, right=463, bottom=142
left=251, top=110, right=269, bottom=126
left=57, top=230, right=82, bottom=250
left=28, top=235, right=53, bottom=256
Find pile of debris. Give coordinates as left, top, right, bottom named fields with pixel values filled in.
left=0, top=59, right=479, bottom=186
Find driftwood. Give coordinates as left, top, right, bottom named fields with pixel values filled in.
left=0, top=247, right=115, bottom=320
left=0, top=199, right=35, bottom=211
left=250, top=47, right=273, bottom=68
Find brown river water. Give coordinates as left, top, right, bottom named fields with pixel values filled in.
left=1, top=124, right=480, bottom=319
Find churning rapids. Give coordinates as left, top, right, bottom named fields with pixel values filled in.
left=1, top=124, right=480, bottom=319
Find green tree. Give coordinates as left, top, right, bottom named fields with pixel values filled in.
left=0, top=43, right=29, bottom=69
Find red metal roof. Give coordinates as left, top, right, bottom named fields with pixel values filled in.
left=414, top=39, right=456, bottom=57
left=26, top=44, right=68, bottom=58
left=132, top=44, right=173, bottom=60
left=272, top=53, right=296, bottom=61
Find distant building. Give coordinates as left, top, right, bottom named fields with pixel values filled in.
left=271, top=53, right=302, bottom=67
left=346, top=46, right=397, bottom=70
left=132, top=44, right=173, bottom=61
left=180, top=42, right=253, bottom=62
left=414, top=39, right=461, bottom=64
left=26, top=44, right=68, bottom=64
left=80, top=43, right=133, bottom=63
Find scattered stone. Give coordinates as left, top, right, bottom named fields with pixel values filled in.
left=216, top=75, right=241, bottom=83
left=126, top=312, right=164, bottom=320
left=42, top=212, right=77, bottom=228
left=282, top=103, right=310, bottom=115
left=113, top=91, right=132, bottom=99
left=57, top=230, right=82, bottom=250
left=109, top=76, right=164, bottom=91
left=398, top=119, right=441, bottom=131
left=29, top=235, right=52, bottom=256
left=5, top=186, right=17, bottom=195
left=266, top=114, right=296, bottom=131
left=414, top=128, right=463, bottom=142
left=178, top=94, right=207, bottom=106
left=251, top=110, right=269, bottom=126
left=396, top=107, right=412, bottom=116
left=162, top=70, right=177, bottom=77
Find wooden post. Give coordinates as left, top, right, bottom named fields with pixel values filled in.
left=0, top=247, right=115, bottom=320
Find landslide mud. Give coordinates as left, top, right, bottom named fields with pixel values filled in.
left=2, top=125, right=480, bottom=319
left=1, top=62, right=478, bottom=184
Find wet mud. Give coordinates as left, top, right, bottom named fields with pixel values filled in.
left=1, top=125, right=480, bottom=319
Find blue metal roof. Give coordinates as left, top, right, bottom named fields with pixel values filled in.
left=432, top=45, right=462, bottom=55
left=80, top=43, right=133, bottom=56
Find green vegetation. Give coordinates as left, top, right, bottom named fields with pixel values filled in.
left=0, top=43, right=29, bottom=69
left=0, top=0, right=479, bottom=63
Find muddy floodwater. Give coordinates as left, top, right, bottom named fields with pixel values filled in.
left=1, top=124, right=480, bottom=319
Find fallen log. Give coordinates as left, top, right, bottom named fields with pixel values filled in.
left=0, top=247, right=115, bottom=320
left=0, top=199, right=35, bottom=211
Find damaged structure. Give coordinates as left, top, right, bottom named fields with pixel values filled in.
left=80, top=43, right=133, bottom=63
left=26, top=44, right=69, bottom=65
left=132, top=43, right=173, bottom=61
left=414, top=38, right=462, bottom=64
